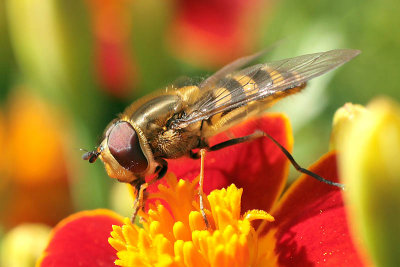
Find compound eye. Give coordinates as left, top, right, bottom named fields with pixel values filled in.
left=107, top=121, right=148, bottom=173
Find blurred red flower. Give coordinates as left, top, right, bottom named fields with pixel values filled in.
left=87, top=0, right=138, bottom=97
left=86, top=0, right=273, bottom=95
left=168, top=0, right=268, bottom=67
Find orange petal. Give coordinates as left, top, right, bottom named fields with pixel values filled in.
left=1, top=91, right=73, bottom=229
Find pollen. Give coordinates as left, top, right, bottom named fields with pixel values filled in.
left=108, top=173, right=274, bottom=266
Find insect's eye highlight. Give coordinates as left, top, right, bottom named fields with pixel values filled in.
left=108, top=121, right=148, bottom=173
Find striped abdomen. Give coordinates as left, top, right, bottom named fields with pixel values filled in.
left=199, top=66, right=306, bottom=137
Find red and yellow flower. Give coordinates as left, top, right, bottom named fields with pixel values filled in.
left=37, top=114, right=367, bottom=266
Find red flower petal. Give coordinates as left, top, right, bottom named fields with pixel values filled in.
left=148, top=114, right=292, bottom=214
left=37, top=209, right=123, bottom=267
left=260, top=152, right=366, bottom=266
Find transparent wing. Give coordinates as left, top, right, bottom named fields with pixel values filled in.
left=172, top=49, right=360, bottom=129
left=199, top=49, right=271, bottom=90
left=199, top=41, right=283, bottom=90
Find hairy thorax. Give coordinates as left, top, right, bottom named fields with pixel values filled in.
left=151, top=129, right=200, bottom=158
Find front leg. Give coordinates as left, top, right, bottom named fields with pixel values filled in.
left=131, top=178, right=147, bottom=223
left=130, top=159, right=168, bottom=222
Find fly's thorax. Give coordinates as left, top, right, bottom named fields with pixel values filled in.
left=125, top=92, right=202, bottom=159
left=98, top=119, right=158, bottom=183
left=151, top=127, right=202, bottom=159
left=128, top=94, right=183, bottom=136
left=175, top=85, right=202, bottom=106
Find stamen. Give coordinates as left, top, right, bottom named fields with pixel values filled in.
left=109, top=174, right=275, bottom=266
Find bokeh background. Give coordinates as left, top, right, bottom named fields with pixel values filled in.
left=0, top=0, right=399, bottom=265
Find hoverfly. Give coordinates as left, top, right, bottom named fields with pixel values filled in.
left=83, top=49, right=360, bottom=222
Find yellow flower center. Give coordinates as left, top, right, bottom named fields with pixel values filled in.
left=109, top=173, right=274, bottom=266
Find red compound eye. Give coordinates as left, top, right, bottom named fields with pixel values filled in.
left=107, top=121, right=148, bottom=173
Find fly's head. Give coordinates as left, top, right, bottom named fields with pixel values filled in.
left=83, top=120, right=151, bottom=183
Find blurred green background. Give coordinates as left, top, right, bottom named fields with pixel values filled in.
left=0, top=0, right=399, bottom=264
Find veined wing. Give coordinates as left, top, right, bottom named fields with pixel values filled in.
left=199, top=41, right=283, bottom=90
left=172, top=49, right=360, bottom=129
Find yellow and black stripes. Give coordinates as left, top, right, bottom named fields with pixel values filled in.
left=201, top=67, right=307, bottom=134
left=179, top=66, right=307, bottom=135
left=210, top=67, right=305, bottom=111
left=215, top=77, right=246, bottom=103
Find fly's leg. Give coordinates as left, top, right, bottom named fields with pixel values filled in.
left=131, top=181, right=148, bottom=223
left=198, top=149, right=210, bottom=228
left=192, top=130, right=344, bottom=190
left=254, top=131, right=344, bottom=189
left=190, top=148, right=211, bottom=227
left=130, top=159, right=168, bottom=223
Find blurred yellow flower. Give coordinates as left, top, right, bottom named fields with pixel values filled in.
left=334, top=99, right=400, bottom=266
left=109, top=174, right=274, bottom=266
left=330, top=102, right=367, bottom=150
left=0, top=223, right=51, bottom=267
